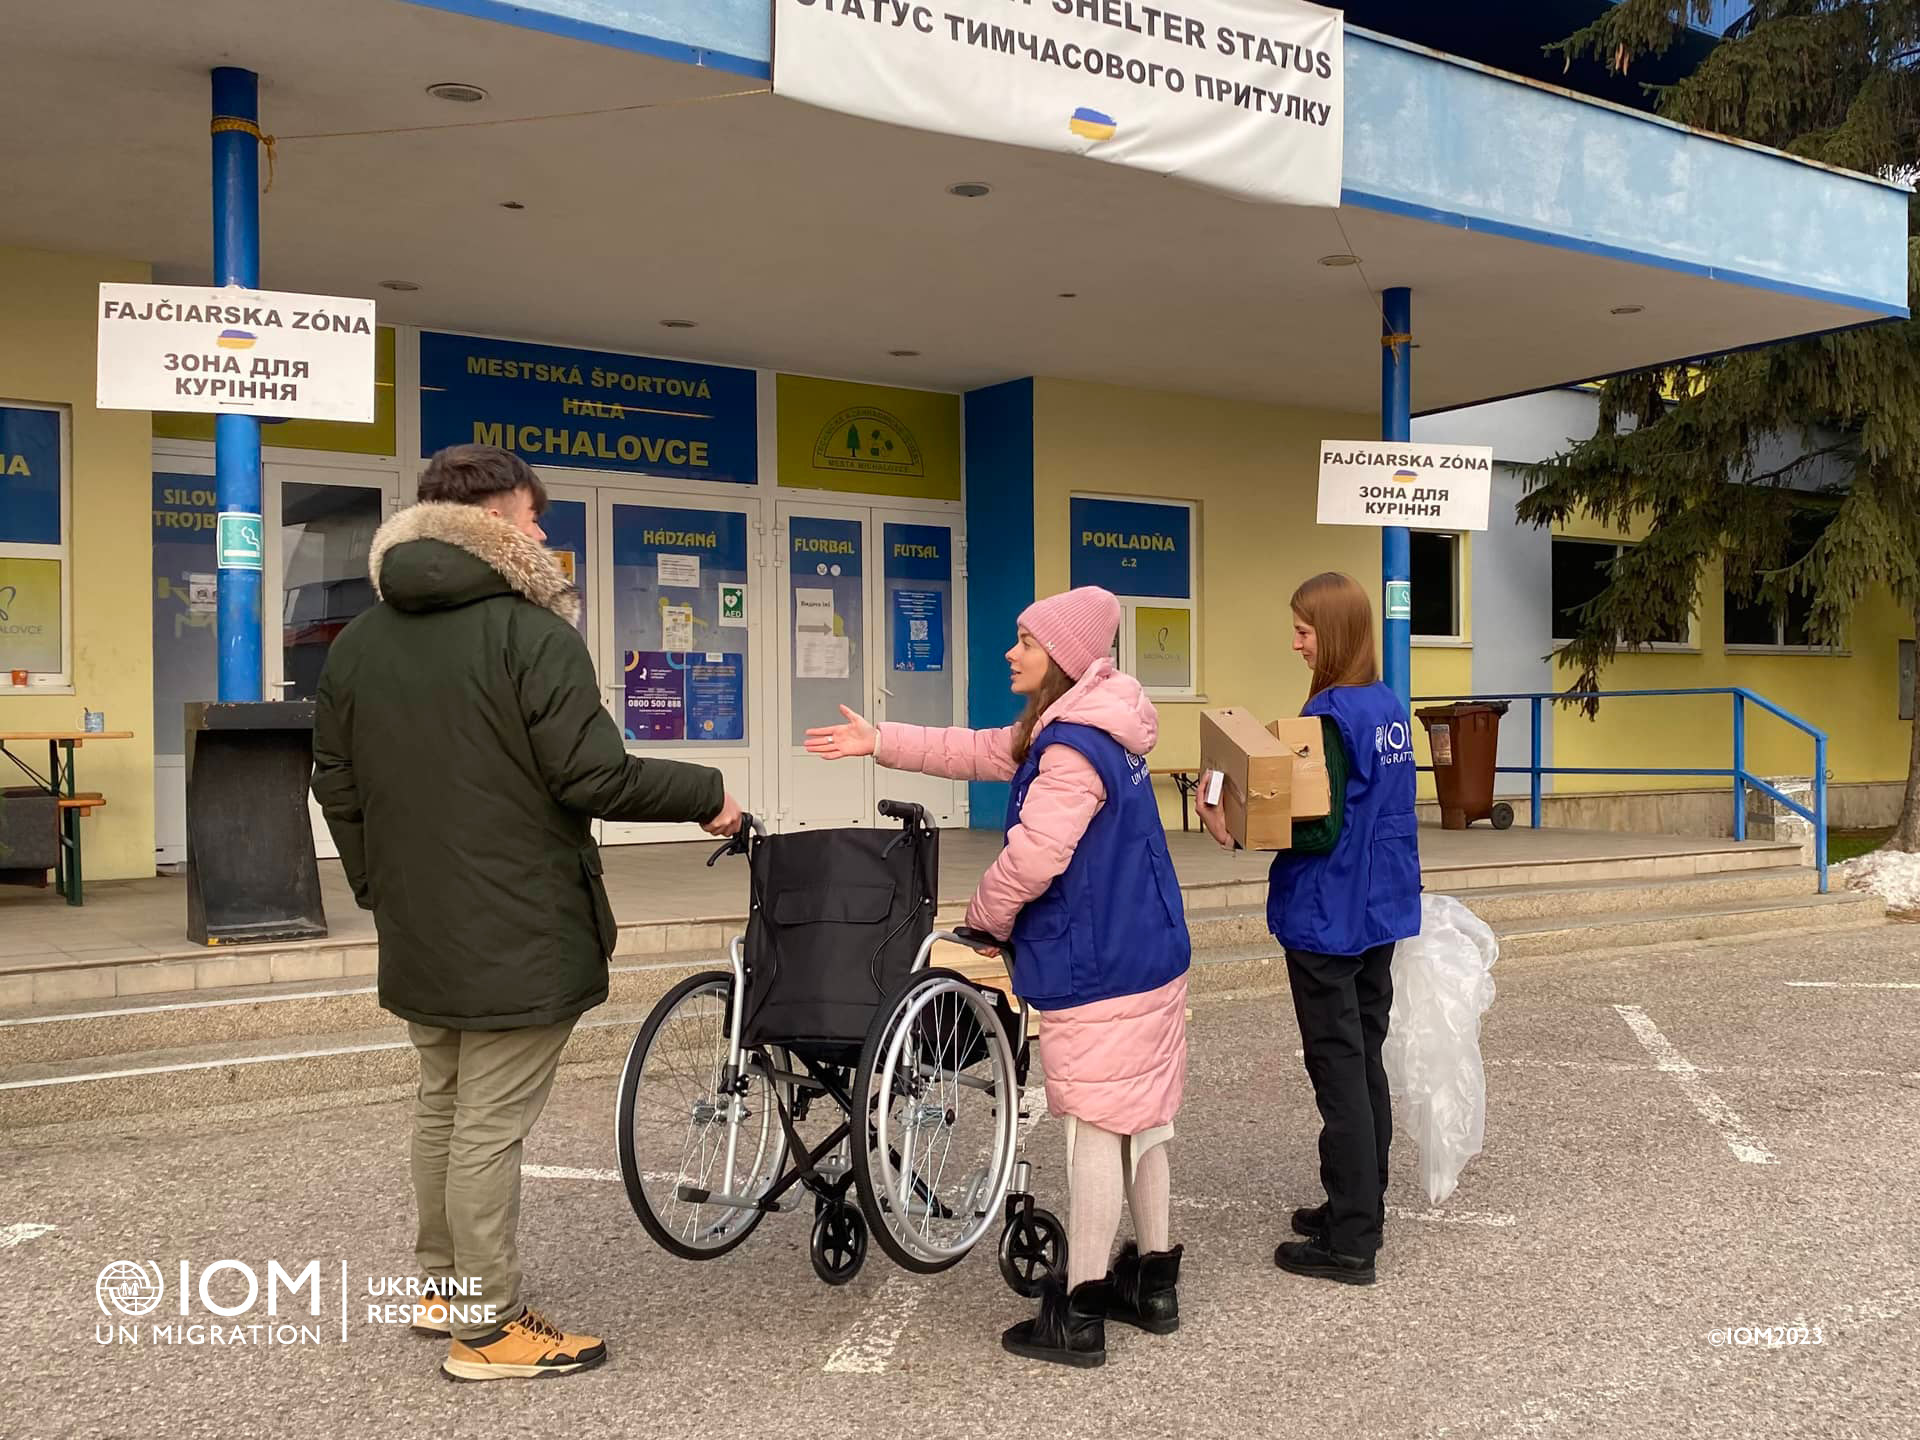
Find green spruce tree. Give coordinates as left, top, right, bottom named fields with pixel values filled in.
left=1524, top=0, right=1920, bottom=849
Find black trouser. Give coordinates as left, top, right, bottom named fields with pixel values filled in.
left=1285, top=942, right=1395, bottom=1259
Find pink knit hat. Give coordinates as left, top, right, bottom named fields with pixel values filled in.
left=1018, top=586, right=1122, bottom=681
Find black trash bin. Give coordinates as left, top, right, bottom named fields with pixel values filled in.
left=184, top=700, right=328, bottom=945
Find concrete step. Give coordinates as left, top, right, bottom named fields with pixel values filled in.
left=0, top=841, right=1802, bottom=1012
left=1494, top=890, right=1885, bottom=960
left=1455, top=864, right=1816, bottom=925
left=0, top=942, right=1293, bottom=1131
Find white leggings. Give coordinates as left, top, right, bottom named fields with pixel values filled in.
left=1062, top=1118, right=1173, bottom=1288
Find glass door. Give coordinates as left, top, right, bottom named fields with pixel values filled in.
left=875, top=515, right=965, bottom=827
left=597, top=491, right=759, bottom=845
left=265, top=465, right=399, bottom=860
left=776, top=502, right=874, bottom=829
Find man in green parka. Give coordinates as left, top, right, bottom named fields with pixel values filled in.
left=312, top=443, right=740, bottom=1383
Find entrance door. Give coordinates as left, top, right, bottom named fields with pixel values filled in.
left=776, top=502, right=966, bottom=830
left=596, top=490, right=760, bottom=844
left=265, top=465, right=400, bottom=860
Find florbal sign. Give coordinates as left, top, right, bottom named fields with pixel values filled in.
left=774, top=0, right=1343, bottom=208
left=1316, top=442, right=1495, bottom=533
left=97, top=284, right=376, bottom=423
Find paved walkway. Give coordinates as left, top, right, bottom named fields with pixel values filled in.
left=3, top=923, right=1913, bottom=1438
left=0, top=826, right=1790, bottom=971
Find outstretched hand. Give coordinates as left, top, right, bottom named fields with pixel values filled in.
left=804, top=705, right=878, bottom=760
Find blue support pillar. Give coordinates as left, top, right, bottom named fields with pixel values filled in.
left=1380, top=287, right=1412, bottom=711
left=212, top=66, right=263, bottom=702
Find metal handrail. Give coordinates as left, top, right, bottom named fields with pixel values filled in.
left=1409, top=688, right=1830, bottom=893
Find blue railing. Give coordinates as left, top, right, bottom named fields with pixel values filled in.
left=1409, top=688, right=1830, bottom=893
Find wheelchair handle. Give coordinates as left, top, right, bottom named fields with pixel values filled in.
left=704, top=812, right=766, bottom=867
left=951, top=926, right=1014, bottom=962
left=876, top=799, right=931, bottom=828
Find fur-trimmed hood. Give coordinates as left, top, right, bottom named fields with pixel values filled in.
left=370, top=502, right=579, bottom=624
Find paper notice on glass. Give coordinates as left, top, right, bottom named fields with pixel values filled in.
left=663, top=604, right=695, bottom=652
left=795, top=587, right=835, bottom=634
left=188, top=574, right=217, bottom=615
left=658, top=554, right=700, bottom=589
left=798, top=632, right=851, bottom=680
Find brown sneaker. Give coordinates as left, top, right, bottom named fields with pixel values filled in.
left=411, top=1283, right=452, bottom=1338
left=441, top=1308, right=607, bottom=1382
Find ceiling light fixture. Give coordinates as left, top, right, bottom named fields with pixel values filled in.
left=888, top=349, right=921, bottom=358
left=1058, top=292, right=1078, bottom=299
left=378, top=280, right=420, bottom=292
left=1611, top=304, right=1645, bottom=315
left=947, top=182, right=991, bottom=198
left=426, top=82, right=488, bottom=103
left=659, top=320, right=699, bottom=330
left=499, top=200, right=525, bottom=210
left=1317, top=253, right=1362, bottom=268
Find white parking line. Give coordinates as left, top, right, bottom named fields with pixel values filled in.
left=0, top=1223, right=57, bottom=1250
left=824, top=1274, right=926, bottom=1375
left=1613, top=1005, right=1777, bottom=1166
left=524, top=1165, right=622, bottom=1183
left=1786, top=980, right=1920, bottom=990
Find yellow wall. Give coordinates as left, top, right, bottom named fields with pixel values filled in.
left=1551, top=512, right=1913, bottom=789
left=0, top=247, right=156, bottom=879
left=1031, top=378, right=1399, bottom=822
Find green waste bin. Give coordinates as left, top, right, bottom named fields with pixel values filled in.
left=1415, top=701, right=1514, bottom=831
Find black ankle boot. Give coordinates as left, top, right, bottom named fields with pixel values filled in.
left=1106, top=1242, right=1182, bottom=1335
left=1001, top=1277, right=1108, bottom=1368
left=1291, top=1203, right=1329, bottom=1239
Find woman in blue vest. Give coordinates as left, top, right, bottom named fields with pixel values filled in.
left=1197, top=571, right=1420, bottom=1286
left=806, top=586, right=1191, bottom=1367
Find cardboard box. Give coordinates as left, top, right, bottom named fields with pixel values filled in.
left=1267, top=717, right=1332, bottom=821
left=1199, top=708, right=1295, bottom=850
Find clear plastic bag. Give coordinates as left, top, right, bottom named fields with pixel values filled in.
left=1383, top=893, right=1498, bottom=1205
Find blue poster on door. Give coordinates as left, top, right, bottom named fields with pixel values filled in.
left=891, top=589, right=945, bottom=672
left=623, top=651, right=686, bottom=741
left=686, top=653, right=746, bottom=741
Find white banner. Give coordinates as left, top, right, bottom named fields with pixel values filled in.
left=97, top=284, right=376, bottom=422
left=1317, top=442, right=1496, bottom=532
left=774, top=0, right=1343, bottom=207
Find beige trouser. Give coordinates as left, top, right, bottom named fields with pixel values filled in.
left=408, top=1019, right=577, bottom=1341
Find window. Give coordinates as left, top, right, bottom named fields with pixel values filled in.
left=1551, top=538, right=1690, bottom=646
left=1069, top=494, right=1198, bottom=697
left=1410, top=531, right=1461, bottom=640
left=0, top=402, right=71, bottom=689
left=1724, top=512, right=1828, bottom=650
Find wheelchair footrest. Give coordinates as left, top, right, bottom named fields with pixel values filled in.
left=675, top=1184, right=783, bottom=1213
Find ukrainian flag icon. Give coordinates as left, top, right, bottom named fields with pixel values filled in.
left=217, top=329, right=257, bottom=350
left=1393, top=468, right=1418, bottom=484
left=1069, top=107, right=1117, bottom=142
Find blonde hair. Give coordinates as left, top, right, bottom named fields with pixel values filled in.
left=1290, top=572, right=1380, bottom=696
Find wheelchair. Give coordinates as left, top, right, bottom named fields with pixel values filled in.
left=615, top=800, right=1066, bottom=1293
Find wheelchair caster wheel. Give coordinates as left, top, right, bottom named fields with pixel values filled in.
left=1490, top=802, right=1515, bottom=831
left=998, top=1206, right=1067, bottom=1298
left=811, top=1205, right=867, bottom=1286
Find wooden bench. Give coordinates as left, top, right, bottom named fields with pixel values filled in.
left=56, top=792, right=106, bottom=902
left=1150, top=768, right=1202, bottom=831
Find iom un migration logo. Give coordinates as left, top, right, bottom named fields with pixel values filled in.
left=813, top=406, right=924, bottom=479
left=97, top=1261, right=166, bottom=1318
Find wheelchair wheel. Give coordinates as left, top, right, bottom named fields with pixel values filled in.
left=851, top=968, right=1020, bottom=1274
left=998, top=1205, right=1067, bottom=1298
left=616, top=970, right=789, bottom=1261
left=810, top=1204, right=867, bottom=1286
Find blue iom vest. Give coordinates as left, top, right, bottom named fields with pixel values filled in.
left=1267, top=683, right=1422, bottom=956
left=1004, top=722, right=1192, bottom=1009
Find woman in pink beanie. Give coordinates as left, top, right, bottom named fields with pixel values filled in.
left=807, top=585, right=1191, bottom=1369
